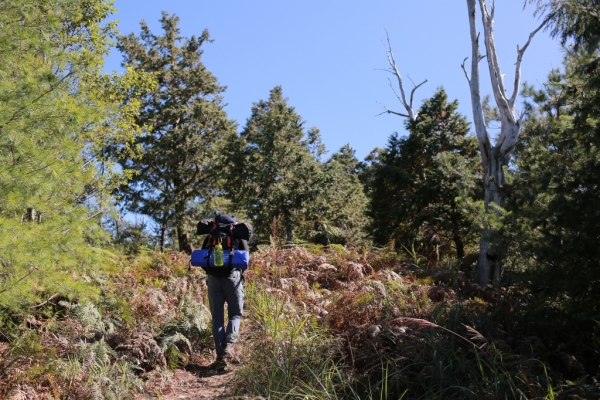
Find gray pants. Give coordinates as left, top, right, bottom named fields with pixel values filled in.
left=206, top=269, right=244, bottom=356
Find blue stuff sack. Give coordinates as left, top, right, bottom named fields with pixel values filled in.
left=190, top=249, right=249, bottom=270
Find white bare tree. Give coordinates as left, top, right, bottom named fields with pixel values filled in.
left=378, top=29, right=427, bottom=122
left=463, top=0, right=547, bottom=287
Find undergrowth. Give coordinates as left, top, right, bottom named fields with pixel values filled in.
left=0, top=245, right=597, bottom=398
left=0, top=250, right=212, bottom=398
left=235, top=245, right=597, bottom=399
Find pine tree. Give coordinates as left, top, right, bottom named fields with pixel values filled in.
left=368, top=89, right=481, bottom=259
left=0, top=0, right=148, bottom=311
left=224, top=87, right=325, bottom=244
left=115, top=12, right=235, bottom=252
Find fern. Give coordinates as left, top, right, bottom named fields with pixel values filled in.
left=158, top=332, right=192, bottom=370
left=60, top=301, right=109, bottom=334
left=61, top=341, right=143, bottom=399
left=160, top=294, right=211, bottom=345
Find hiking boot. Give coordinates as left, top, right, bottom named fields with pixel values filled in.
left=223, top=344, right=241, bottom=364
left=224, top=351, right=240, bottom=365
left=210, top=355, right=227, bottom=372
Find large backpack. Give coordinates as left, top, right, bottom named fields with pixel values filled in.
left=190, top=214, right=253, bottom=275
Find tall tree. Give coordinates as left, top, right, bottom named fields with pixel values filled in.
left=310, top=145, right=370, bottom=246
left=0, top=0, right=148, bottom=310
left=463, top=0, right=548, bottom=286
left=505, top=0, right=600, bottom=318
left=225, top=86, right=324, bottom=244
left=116, top=12, right=235, bottom=252
left=368, top=89, right=481, bottom=259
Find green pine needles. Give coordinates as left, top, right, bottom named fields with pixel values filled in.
left=0, top=0, right=151, bottom=313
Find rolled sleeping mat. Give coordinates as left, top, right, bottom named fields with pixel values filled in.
left=190, top=249, right=249, bottom=270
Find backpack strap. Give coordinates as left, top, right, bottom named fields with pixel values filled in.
left=227, top=223, right=234, bottom=268
left=205, top=219, right=218, bottom=269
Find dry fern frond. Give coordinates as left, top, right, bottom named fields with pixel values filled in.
left=115, top=330, right=166, bottom=371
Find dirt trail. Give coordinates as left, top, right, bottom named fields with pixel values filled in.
left=159, top=363, right=238, bottom=400
left=157, top=331, right=262, bottom=399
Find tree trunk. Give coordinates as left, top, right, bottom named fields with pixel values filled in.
left=476, top=148, right=509, bottom=287
left=26, top=208, right=36, bottom=222
left=115, top=215, right=121, bottom=241
left=177, top=225, right=193, bottom=254
left=160, top=224, right=166, bottom=253
left=453, top=229, right=465, bottom=260
left=286, top=224, right=293, bottom=244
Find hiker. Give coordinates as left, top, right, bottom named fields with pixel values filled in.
left=191, top=214, right=252, bottom=370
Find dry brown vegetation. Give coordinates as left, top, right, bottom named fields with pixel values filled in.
left=0, top=251, right=212, bottom=398
left=0, top=245, right=596, bottom=399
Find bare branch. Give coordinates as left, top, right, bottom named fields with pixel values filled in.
left=479, top=0, right=512, bottom=120
left=409, top=77, right=428, bottom=110
left=380, top=26, right=426, bottom=121
left=87, top=211, right=104, bottom=220
left=461, top=57, right=471, bottom=82
left=376, top=101, right=411, bottom=118
left=509, top=18, right=548, bottom=108
left=517, top=108, right=528, bottom=124
left=466, top=0, right=491, bottom=155
left=373, top=67, right=397, bottom=76
left=387, top=78, right=404, bottom=105
left=0, top=265, right=37, bottom=295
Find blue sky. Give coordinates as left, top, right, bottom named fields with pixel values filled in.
left=105, top=0, right=564, bottom=160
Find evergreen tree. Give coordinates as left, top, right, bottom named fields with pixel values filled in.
left=0, top=0, right=148, bottom=311
left=225, top=87, right=325, bottom=244
left=506, top=49, right=600, bottom=316
left=310, top=145, right=370, bottom=246
left=358, top=148, right=384, bottom=194
left=368, top=89, right=481, bottom=259
left=115, top=12, right=235, bottom=252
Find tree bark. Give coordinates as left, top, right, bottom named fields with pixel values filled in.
left=160, top=224, right=166, bottom=253
left=286, top=224, right=293, bottom=244
left=26, top=208, right=36, bottom=222
left=475, top=147, right=510, bottom=287
left=453, top=229, right=465, bottom=260
left=177, top=225, right=193, bottom=254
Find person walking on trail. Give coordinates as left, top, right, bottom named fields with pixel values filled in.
left=192, top=214, right=252, bottom=371
left=206, top=261, right=245, bottom=369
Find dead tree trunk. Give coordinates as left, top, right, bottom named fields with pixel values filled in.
left=464, top=0, right=546, bottom=287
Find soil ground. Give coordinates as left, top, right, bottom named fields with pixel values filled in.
left=152, top=331, right=263, bottom=399
left=160, top=363, right=237, bottom=400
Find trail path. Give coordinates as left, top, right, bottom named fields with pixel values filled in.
left=155, top=326, right=262, bottom=399
left=160, top=363, right=237, bottom=400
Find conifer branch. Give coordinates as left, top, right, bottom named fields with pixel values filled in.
left=0, top=265, right=37, bottom=294
left=31, top=293, right=59, bottom=309
left=5, top=71, right=74, bottom=124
